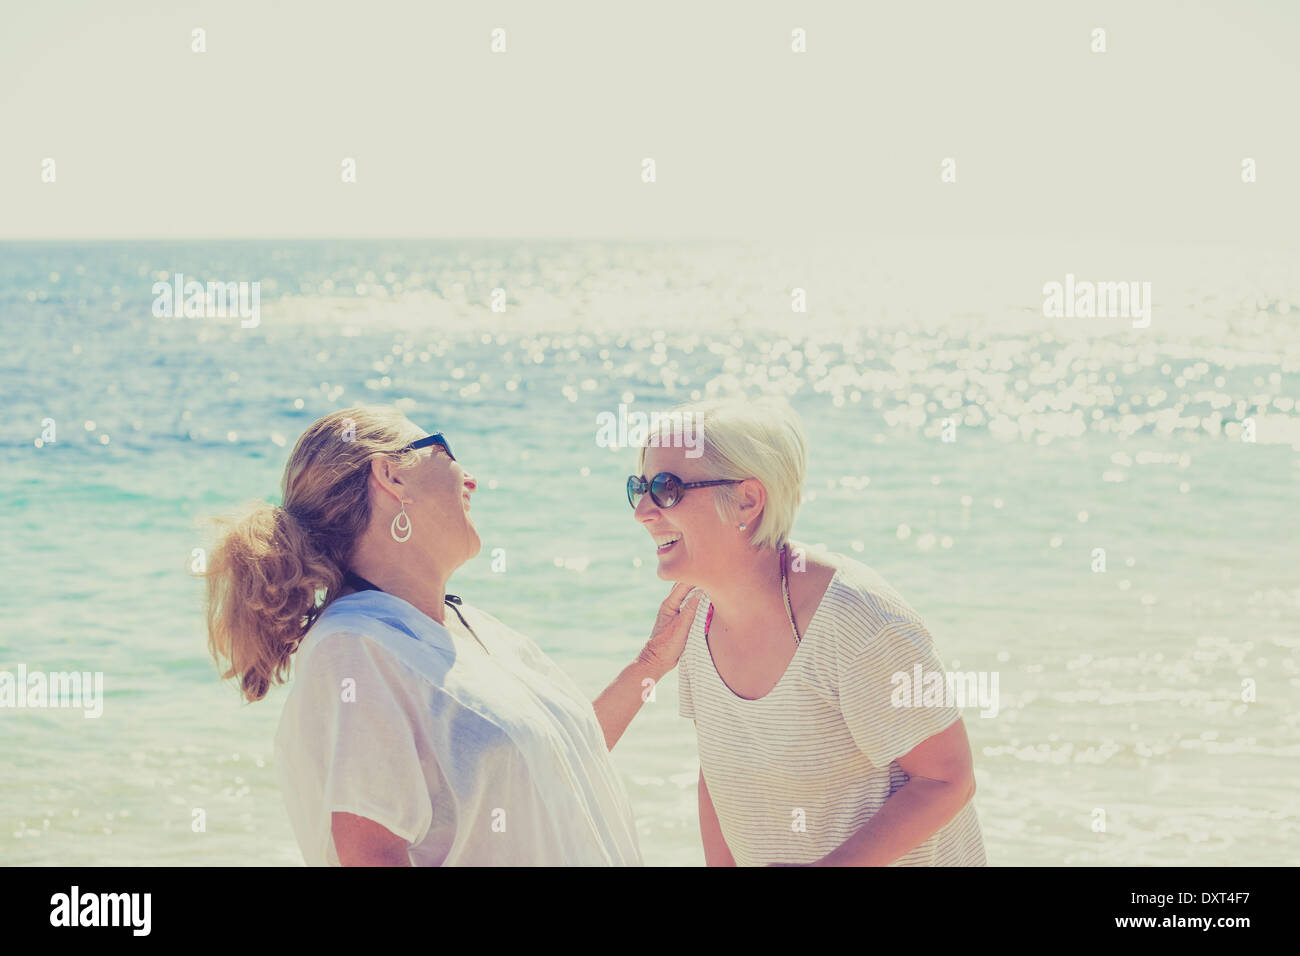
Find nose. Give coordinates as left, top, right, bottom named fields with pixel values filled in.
left=634, top=493, right=660, bottom=524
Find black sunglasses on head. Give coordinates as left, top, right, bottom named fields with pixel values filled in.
left=627, top=472, right=743, bottom=509
left=403, top=432, right=455, bottom=461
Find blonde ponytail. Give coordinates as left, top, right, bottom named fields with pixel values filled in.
left=204, top=406, right=421, bottom=702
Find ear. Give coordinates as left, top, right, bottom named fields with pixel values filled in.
left=735, top=478, right=766, bottom=525
left=369, top=456, right=409, bottom=505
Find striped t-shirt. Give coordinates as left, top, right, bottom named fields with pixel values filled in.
left=678, top=551, right=987, bottom=866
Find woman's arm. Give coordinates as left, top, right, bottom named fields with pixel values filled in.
left=699, top=766, right=736, bottom=866
left=808, top=718, right=977, bottom=867
left=592, top=583, right=702, bottom=750
left=332, top=811, right=413, bottom=866
left=592, top=657, right=670, bottom=751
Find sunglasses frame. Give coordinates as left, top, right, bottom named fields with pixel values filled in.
left=627, top=472, right=744, bottom=510
left=403, top=432, right=455, bottom=461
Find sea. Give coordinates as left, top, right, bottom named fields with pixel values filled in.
left=1, top=237, right=1297, bottom=865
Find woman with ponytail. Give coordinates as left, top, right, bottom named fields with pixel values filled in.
left=205, top=405, right=699, bottom=866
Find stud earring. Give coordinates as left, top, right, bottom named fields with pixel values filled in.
left=391, top=501, right=412, bottom=542
left=738, top=523, right=747, bottom=531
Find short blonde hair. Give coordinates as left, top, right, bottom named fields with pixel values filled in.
left=638, top=396, right=807, bottom=550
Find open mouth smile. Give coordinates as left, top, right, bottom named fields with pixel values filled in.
left=653, top=533, right=681, bottom=553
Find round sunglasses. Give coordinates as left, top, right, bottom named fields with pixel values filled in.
left=626, top=472, right=743, bottom=509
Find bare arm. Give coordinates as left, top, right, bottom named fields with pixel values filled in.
left=698, top=765, right=736, bottom=866
left=592, top=657, right=668, bottom=751
left=331, top=811, right=412, bottom=866
left=592, top=583, right=702, bottom=751
left=809, top=718, right=977, bottom=867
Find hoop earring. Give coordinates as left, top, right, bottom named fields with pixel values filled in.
left=391, top=501, right=412, bottom=542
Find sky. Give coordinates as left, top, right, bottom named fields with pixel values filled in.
left=1, top=0, right=1297, bottom=240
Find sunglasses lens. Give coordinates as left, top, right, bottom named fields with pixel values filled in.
left=627, top=477, right=643, bottom=509
left=651, top=473, right=681, bottom=508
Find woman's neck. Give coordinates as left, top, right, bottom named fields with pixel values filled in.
left=702, top=544, right=787, bottom=637
left=347, top=543, right=451, bottom=626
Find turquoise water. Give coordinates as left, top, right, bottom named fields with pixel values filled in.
left=2, top=238, right=1297, bottom=865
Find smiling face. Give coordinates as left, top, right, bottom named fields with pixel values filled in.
left=634, top=444, right=751, bottom=586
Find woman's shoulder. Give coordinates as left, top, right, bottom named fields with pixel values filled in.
left=305, top=591, right=416, bottom=642
left=800, top=547, right=930, bottom=652
left=293, top=592, right=451, bottom=683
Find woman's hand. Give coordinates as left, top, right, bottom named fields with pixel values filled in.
left=636, top=581, right=703, bottom=677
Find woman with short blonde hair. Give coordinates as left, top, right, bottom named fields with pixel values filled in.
left=627, top=396, right=987, bottom=866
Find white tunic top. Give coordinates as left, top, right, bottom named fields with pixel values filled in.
left=678, top=552, right=987, bottom=866
left=273, top=590, right=643, bottom=866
